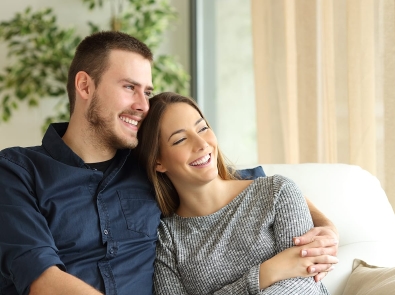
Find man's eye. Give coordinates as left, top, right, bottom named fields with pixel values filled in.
left=145, top=91, right=153, bottom=98
left=125, top=85, right=135, bottom=90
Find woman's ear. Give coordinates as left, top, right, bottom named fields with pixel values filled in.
left=155, top=161, right=167, bottom=173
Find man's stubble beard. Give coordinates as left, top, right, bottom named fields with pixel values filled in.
left=86, top=91, right=139, bottom=150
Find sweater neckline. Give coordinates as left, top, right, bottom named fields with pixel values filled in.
left=171, top=177, right=263, bottom=221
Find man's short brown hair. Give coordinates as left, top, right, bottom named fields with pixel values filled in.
left=66, top=31, right=153, bottom=115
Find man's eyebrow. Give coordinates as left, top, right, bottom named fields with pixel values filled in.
left=167, top=118, right=204, bottom=142
left=121, top=78, right=154, bottom=91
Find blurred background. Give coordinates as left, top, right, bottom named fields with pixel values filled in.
left=1, top=0, right=394, bottom=211
left=0, top=0, right=191, bottom=150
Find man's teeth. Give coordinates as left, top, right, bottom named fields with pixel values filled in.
left=120, top=116, right=138, bottom=126
left=190, top=154, right=211, bottom=166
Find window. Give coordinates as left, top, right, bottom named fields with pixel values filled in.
left=191, top=0, right=257, bottom=166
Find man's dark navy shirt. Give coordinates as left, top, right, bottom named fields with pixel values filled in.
left=0, top=123, right=161, bottom=295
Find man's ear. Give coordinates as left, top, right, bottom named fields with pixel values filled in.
left=155, top=161, right=167, bottom=173
left=75, top=71, right=94, bottom=100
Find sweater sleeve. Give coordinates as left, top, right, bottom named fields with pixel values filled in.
left=154, top=223, right=189, bottom=295
left=212, top=266, right=260, bottom=294
left=258, top=175, right=329, bottom=295
left=272, top=175, right=314, bottom=251
left=154, top=221, right=261, bottom=295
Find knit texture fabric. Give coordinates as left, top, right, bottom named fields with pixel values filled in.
left=154, top=175, right=330, bottom=295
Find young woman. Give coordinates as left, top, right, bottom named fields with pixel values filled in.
left=137, top=92, right=334, bottom=294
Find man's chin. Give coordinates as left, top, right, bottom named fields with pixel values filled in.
left=123, top=131, right=138, bottom=149
left=128, top=139, right=138, bottom=150
left=113, top=138, right=138, bottom=150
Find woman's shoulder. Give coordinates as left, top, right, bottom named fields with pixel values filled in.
left=248, top=175, right=302, bottom=201
left=157, top=216, right=179, bottom=245
left=159, top=215, right=179, bottom=231
left=250, top=174, right=297, bottom=188
left=158, top=214, right=199, bottom=236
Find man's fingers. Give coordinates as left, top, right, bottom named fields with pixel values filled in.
left=307, top=256, right=338, bottom=271
left=299, top=238, right=338, bottom=256
left=294, top=227, right=339, bottom=246
left=293, top=228, right=321, bottom=245
left=300, top=244, right=338, bottom=257
left=294, top=235, right=336, bottom=245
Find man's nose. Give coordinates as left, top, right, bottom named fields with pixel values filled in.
left=132, top=91, right=149, bottom=113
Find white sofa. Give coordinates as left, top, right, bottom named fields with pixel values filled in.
left=259, top=163, right=395, bottom=295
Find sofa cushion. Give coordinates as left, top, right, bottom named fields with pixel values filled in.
left=236, top=165, right=265, bottom=179
left=342, top=259, right=395, bottom=295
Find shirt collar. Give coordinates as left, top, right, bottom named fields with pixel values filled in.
left=42, top=122, right=130, bottom=168
left=42, top=122, right=85, bottom=167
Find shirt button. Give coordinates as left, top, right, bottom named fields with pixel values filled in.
left=110, top=248, right=114, bottom=254
left=104, top=229, right=108, bottom=235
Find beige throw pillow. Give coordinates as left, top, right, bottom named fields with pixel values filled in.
left=342, top=259, right=395, bottom=295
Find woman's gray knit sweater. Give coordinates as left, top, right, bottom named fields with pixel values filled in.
left=154, top=175, right=330, bottom=295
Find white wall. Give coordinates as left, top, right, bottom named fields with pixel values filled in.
left=0, top=0, right=190, bottom=150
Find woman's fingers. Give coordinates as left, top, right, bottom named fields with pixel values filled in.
left=307, top=263, right=336, bottom=274
left=313, top=266, right=334, bottom=282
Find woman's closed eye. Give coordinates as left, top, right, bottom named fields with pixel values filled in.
left=173, top=138, right=186, bottom=145
left=199, top=126, right=209, bottom=133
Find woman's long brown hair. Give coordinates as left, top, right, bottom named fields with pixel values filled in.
left=137, top=92, right=237, bottom=217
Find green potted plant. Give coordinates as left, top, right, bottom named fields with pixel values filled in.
left=0, top=0, right=190, bottom=131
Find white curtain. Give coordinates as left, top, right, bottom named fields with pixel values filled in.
left=251, top=0, right=395, bottom=211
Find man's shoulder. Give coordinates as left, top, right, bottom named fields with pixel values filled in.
left=0, top=145, right=48, bottom=169
left=1, top=144, right=45, bottom=157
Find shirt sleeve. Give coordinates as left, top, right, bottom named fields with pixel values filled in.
left=154, top=222, right=261, bottom=295
left=0, top=154, right=65, bottom=295
left=258, top=175, right=329, bottom=295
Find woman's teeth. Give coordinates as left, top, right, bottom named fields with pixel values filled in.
left=190, top=154, right=211, bottom=166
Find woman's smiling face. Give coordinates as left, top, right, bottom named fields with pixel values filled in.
left=155, top=102, right=219, bottom=188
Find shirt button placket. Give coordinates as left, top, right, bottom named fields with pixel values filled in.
left=107, top=241, right=118, bottom=258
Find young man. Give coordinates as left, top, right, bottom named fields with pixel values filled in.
left=0, top=31, right=337, bottom=295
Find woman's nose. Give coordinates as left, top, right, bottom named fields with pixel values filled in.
left=193, top=135, right=209, bottom=152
